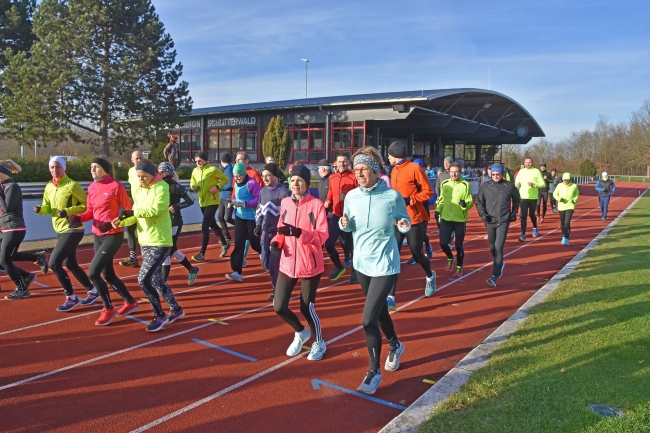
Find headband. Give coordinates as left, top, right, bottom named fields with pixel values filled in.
left=136, top=162, right=156, bottom=176
left=353, top=154, right=381, bottom=174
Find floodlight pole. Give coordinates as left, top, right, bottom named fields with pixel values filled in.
left=301, top=59, right=309, bottom=98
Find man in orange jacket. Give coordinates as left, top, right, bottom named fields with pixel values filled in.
left=386, top=141, right=435, bottom=310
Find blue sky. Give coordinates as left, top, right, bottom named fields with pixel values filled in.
left=154, top=0, right=650, bottom=142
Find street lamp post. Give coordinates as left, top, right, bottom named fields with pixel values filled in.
left=301, top=58, right=309, bottom=98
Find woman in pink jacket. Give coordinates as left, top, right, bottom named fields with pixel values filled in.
left=270, top=165, right=329, bottom=361
left=68, top=157, right=139, bottom=326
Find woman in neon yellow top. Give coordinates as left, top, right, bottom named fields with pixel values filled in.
left=552, top=172, right=579, bottom=246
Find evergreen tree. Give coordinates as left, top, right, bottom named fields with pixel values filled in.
left=262, top=115, right=291, bottom=172
left=579, top=158, right=597, bottom=176
left=0, top=0, right=192, bottom=156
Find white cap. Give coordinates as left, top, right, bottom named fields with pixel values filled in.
left=50, top=156, right=67, bottom=171
left=602, top=171, right=608, bottom=178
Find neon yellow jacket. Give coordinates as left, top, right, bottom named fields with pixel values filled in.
left=436, top=178, right=474, bottom=222
left=37, top=175, right=87, bottom=234
left=515, top=167, right=545, bottom=200
left=190, top=164, right=229, bottom=207
left=553, top=182, right=579, bottom=211
left=128, top=166, right=140, bottom=198
left=119, top=176, right=172, bottom=247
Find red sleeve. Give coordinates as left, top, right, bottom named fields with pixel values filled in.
left=231, top=179, right=236, bottom=201
left=118, top=183, right=133, bottom=211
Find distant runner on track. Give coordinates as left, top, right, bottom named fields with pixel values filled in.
left=596, top=171, right=616, bottom=222
left=553, top=172, right=580, bottom=246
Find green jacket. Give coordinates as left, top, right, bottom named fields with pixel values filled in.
left=553, top=182, right=579, bottom=211
left=190, top=164, right=229, bottom=207
left=37, top=175, right=87, bottom=234
left=128, top=166, right=140, bottom=198
left=436, top=178, right=474, bottom=222
left=120, top=177, right=172, bottom=247
left=515, top=167, right=546, bottom=200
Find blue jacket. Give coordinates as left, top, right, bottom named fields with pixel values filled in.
left=256, top=184, right=290, bottom=233
left=219, top=163, right=233, bottom=201
left=596, top=178, right=615, bottom=198
left=234, top=176, right=260, bottom=220
left=340, top=179, right=411, bottom=277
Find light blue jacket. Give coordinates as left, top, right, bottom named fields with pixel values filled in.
left=340, top=179, right=411, bottom=277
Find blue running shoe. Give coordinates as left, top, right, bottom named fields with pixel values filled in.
left=386, top=296, right=396, bottom=311
left=426, top=244, right=433, bottom=259
left=146, top=315, right=169, bottom=332
left=407, top=257, right=417, bottom=265
left=57, top=296, right=81, bottom=312
left=561, top=236, right=566, bottom=245
left=343, top=256, right=351, bottom=267
left=532, top=227, right=539, bottom=238
left=81, top=290, right=99, bottom=305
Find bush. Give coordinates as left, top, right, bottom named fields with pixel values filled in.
left=579, top=159, right=597, bottom=176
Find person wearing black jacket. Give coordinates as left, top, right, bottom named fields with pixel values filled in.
left=536, top=162, right=552, bottom=222
left=476, top=164, right=521, bottom=288
left=549, top=169, right=561, bottom=212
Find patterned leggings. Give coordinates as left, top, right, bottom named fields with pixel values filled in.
left=138, top=246, right=180, bottom=317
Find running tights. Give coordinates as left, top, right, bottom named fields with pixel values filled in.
left=559, top=209, right=574, bottom=239
left=537, top=191, right=549, bottom=218
left=325, top=215, right=353, bottom=269
left=139, top=246, right=180, bottom=317
left=217, top=199, right=234, bottom=240
left=485, top=223, right=510, bottom=278
left=599, top=196, right=610, bottom=220
left=519, top=199, right=538, bottom=235
left=439, top=219, right=467, bottom=267
left=390, top=221, right=432, bottom=297
left=50, top=230, right=93, bottom=296
left=273, top=272, right=323, bottom=342
left=230, top=217, right=261, bottom=275
left=89, top=233, right=135, bottom=309
left=0, top=230, right=30, bottom=290
left=200, top=205, right=226, bottom=255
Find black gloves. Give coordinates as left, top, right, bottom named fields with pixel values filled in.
left=67, top=215, right=82, bottom=226
left=270, top=242, right=281, bottom=256
left=403, top=196, right=411, bottom=206
left=434, top=211, right=440, bottom=222
left=98, top=222, right=113, bottom=233
left=121, top=209, right=134, bottom=219
left=484, top=215, right=493, bottom=223
left=459, top=200, right=466, bottom=207
left=510, top=212, right=518, bottom=222
left=254, top=225, right=262, bottom=237
left=278, top=224, right=302, bottom=238
left=57, top=209, right=67, bottom=218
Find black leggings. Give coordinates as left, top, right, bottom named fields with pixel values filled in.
left=230, top=217, right=261, bottom=274
left=139, top=246, right=180, bottom=317
left=325, top=215, right=354, bottom=269
left=273, top=271, right=323, bottom=341
left=519, top=199, right=538, bottom=234
left=200, top=205, right=226, bottom=254
left=439, top=219, right=467, bottom=266
left=89, top=233, right=135, bottom=309
left=0, top=230, right=31, bottom=290
left=357, top=271, right=399, bottom=371
left=559, top=209, right=574, bottom=238
left=390, top=221, right=432, bottom=297
left=217, top=199, right=234, bottom=240
left=486, top=223, right=510, bottom=278
left=537, top=191, right=549, bottom=217
left=50, top=230, right=93, bottom=296
left=125, top=223, right=138, bottom=253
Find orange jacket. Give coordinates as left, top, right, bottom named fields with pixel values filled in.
left=390, top=160, right=434, bottom=225
left=326, top=170, right=358, bottom=217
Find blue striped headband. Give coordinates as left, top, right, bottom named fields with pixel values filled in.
left=353, top=154, right=381, bottom=174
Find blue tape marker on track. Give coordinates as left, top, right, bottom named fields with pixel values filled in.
left=192, top=338, right=257, bottom=362
left=125, top=315, right=150, bottom=325
left=311, top=379, right=406, bottom=410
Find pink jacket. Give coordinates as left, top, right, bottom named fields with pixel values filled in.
left=79, top=175, right=132, bottom=236
left=272, top=194, right=328, bottom=279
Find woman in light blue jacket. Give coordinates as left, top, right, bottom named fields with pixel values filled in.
left=340, top=146, right=411, bottom=396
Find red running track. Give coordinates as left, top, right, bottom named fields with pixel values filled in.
left=0, top=183, right=645, bottom=433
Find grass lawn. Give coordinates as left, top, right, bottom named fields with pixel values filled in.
left=419, top=195, right=650, bottom=433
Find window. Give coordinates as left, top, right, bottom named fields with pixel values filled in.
left=287, top=124, right=326, bottom=163
left=179, top=129, right=201, bottom=162
left=205, top=127, right=258, bottom=162
left=331, top=121, right=365, bottom=161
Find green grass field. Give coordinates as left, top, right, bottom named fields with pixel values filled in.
left=419, top=195, right=650, bottom=433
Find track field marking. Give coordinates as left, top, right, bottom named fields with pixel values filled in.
left=192, top=338, right=258, bottom=362
left=311, top=379, right=406, bottom=410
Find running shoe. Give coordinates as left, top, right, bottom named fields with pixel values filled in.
left=80, top=290, right=99, bottom=305
left=552, top=205, right=557, bottom=213
left=406, top=257, right=417, bottom=265
left=532, top=228, right=539, bottom=238
left=357, top=370, right=382, bottom=395
left=57, top=296, right=81, bottom=312
left=242, top=259, right=247, bottom=268
left=5, top=287, right=30, bottom=300
left=426, top=244, right=433, bottom=259
left=167, top=307, right=185, bottom=324
left=602, top=217, right=606, bottom=222
left=220, top=241, right=231, bottom=258
left=425, top=273, right=436, bottom=297
left=445, top=257, right=456, bottom=272
left=453, top=266, right=464, bottom=278
left=561, top=236, right=566, bottom=245
left=286, top=328, right=311, bottom=356
left=328, top=267, right=346, bottom=281
left=268, top=292, right=275, bottom=301
left=384, top=341, right=405, bottom=372
left=486, top=275, right=497, bottom=288
left=349, top=269, right=359, bottom=284
left=499, top=262, right=505, bottom=278
left=95, top=307, right=117, bottom=326
left=117, top=300, right=140, bottom=316
left=225, top=271, right=243, bottom=283
left=23, top=272, right=37, bottom=291
left=565, top=238, right=570, bottom=246
left=386, top=296, right=397, bottom=311
left=343, top=256, right=351, bottom=267
left=146, top=315, right=168, bottom=332
left=307, top=341, right=327, bottom=361
left=119, top=257, right=139, bottom=267
left=35, top=251, right=49, bottom=275
left=191, top=252, right=205, bottom=263
left=188, top=266, right=200, bottom=285
left=518, top=234, right=527, bottom=242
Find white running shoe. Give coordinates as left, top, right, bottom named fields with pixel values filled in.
left=425, top=273, right=436, bottom=297
left=286, top=328, right=311, bottom=356
left=225, top=272, right=243, bottom=282
left=357, top=370, right=382, bottom=395
left=307, top=341, right=326, bottom=361
left=384, top=341, right=405, bottom=371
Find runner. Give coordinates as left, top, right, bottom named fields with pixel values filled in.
left=476, top=164, right=520, bottom=288
left=318, top=159, right=351, bottom=267
left=217, top=153, right=234, bottom=255
left=190, top=151, right=230, bottom=262
left=68, top=157, right=139, bottom=326
left=225, top=162, right=262, bottom=282
left=270, top=164, right=328, bottom=361
left=157, top=162, right=200, bottom=285
left=436, top=162, right=474, bottom=278
left=255, top=163, right=290, bottom=300
left=33, top=156, right=97, bottom=310
left=536, top=162, right=552, bottom=223
left=596, top=171, right=616, bottom=222
left=114, top=160, right=184, bottom=331
left=340, top=146, right=410, bottom=395
left=324, top=153, right=357, bottom=282
left=1, top=160, right=43, bottom=300
left=434, top=156, right=453, bottom=197
left=234, top=151, right=263, bottom=266
left=514, top=157, right=545, bottom=242
left=119, top=150, right=143, bottom=268
left=264, top=154, right=287, bottom=184
left=386, top=141, right=435, bottom=305
left=406, top=158, right=433, bottom=264
left=553, top=172, right=580, bottom=245
left=549, top=168, right=560, bottom=212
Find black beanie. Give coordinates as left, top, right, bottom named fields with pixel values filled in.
left=290, top=164, right=312, bottom=186
left=91, top=157, right=113, bottom=176
left=220, top=153, right=231, bottom=163
left=387, top=141, right=407, bottom=158
left=195, top=151, right=208, bottom=162
left=261, top=163, right=281, bottom=179
left=136, top=161, right=156, bottom=176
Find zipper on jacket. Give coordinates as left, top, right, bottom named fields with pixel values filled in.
left=293, top=199, right=299, bottom=277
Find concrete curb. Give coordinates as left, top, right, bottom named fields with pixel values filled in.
left=379, top=189, right=648, bottom=433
